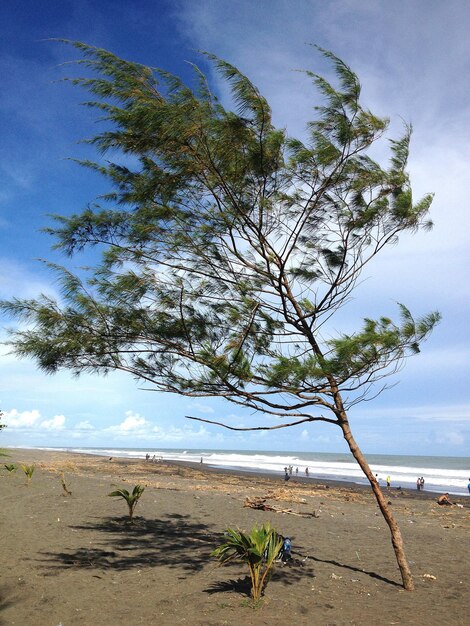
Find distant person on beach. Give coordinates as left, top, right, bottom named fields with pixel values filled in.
left=386, top=475, right=391, bottom=488
left=295, top=467, right=298, bottom=475
left=420, top=477, right=425, bottom=490
left=145, top=453, right=150, bottom=462
left=468, top=478, right=470, bottom=494
left=200, top=457, right=203, bottom=463
left=437, top=493, right=453, bottom=506
left=284, top=470, right=290, bottom=482
left=416, top=477, right=421, bottom=491
left=305, top=467, right=309, bottom=476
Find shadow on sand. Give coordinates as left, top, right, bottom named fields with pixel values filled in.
left=0, top=585, right=18, bottom=625
left=205, top=550, right=316, bottom=597
left=206, top=547, right=401, bottom=595
left=36, top=513, right=223, bottom=574
left=35, top=513, right=400, bottom=592
left=307, top=555, right=401, bottom=587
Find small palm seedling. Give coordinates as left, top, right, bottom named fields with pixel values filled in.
left=108, top=485, right=145, bottom=521
left=21, top=464, right=35, bottom=485
left=212, top=523, right=283, bottom=603
left=4, top=463, right=17, bottom=474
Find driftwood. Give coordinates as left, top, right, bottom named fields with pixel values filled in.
left=59, top=471, right=72, bottom=497
left=244, top=496, right=319, bottom=517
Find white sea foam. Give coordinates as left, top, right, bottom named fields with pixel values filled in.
left=22, top=445, right=470, bottom=496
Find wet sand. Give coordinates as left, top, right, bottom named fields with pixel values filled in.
left=1, top=448, right=469, bottom=625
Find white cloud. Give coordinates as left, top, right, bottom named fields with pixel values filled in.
left=300, top=429, right=309, bottom=441
left=3, top=408, right=68, bottom=431
left=152, top=424, right=209, bottom=442
left=101, top=418, right=213, bottom=443
left=40, top=414, right=66, bottom=430
left=102, top=411, right=217, bottom=441
left=107, top=410, right=147, bottom=433
left=75, top=420, right=95, bottom=430
left=3, top=408, right=40, bottom=427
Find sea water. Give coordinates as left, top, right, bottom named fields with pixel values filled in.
left=34, top=446, right=470, bottom=497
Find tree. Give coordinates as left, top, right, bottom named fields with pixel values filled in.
left=0, top=42, right=440, bottom=590
left=0, top=409, right=5, bottom=431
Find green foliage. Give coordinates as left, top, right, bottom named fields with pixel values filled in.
left=21, top=464, right=35, bottom=484
left=0, top=42, right=440, bottom=424
left=0, top=43, right=436, bottom=590
left=212, top=524, right=283, bottom=601
left=4, top=463, right=17, bottom=473
left=108, top=484, right=145, bottom=520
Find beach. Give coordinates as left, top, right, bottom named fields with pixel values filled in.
left=1, top=448, right=469, bottom=625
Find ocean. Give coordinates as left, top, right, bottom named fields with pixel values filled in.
left=30, top=446, right=470, bottom=497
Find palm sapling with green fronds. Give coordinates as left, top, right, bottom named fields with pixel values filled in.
left=212, top=524, right=283, bottom=602
left=22, top=464, right=35, bottom=485
left=4, top=464, right=17, bottom=473
left=108, top=485, right=145, bottom=521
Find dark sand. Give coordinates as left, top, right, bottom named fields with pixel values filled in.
left=1, top=448, right=469, bottom=625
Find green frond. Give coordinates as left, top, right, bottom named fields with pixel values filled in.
left=314, top=46, right=361, bottom=104
left=186, top=61, right=216, bottom=104
left=389, top=128, right=411, bottom=172
left=202, top=52, right=272, bottom=131
left=108, top=485, right=145, bottom=520
left=212, top=523, right=283, bottom=600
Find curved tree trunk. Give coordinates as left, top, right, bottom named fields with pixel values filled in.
left=339, top=418, right=415, bottom=591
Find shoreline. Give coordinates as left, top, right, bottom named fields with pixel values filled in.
left=171, top=458, right=447, bottom=501
left=6, top=446, right=467, bottom=504
left=11, top=444, right=470, bottom=498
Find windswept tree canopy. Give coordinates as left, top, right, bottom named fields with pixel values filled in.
left=2, top=42, right=440, bottom=430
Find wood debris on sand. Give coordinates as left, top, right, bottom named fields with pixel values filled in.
left=244, top=495, right=320, bottom=517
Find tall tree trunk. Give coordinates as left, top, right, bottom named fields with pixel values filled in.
left=339, top=418, right=415, bottom=591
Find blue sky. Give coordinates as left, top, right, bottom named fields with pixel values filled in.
left=1, top=0, right=469, bottom=456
